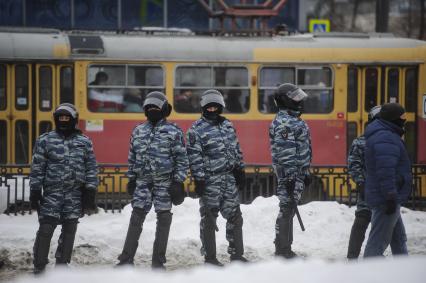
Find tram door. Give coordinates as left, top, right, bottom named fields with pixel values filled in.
left=0, top=63, right=73, bottom=165
left=346, top=65, right=417, bottom=161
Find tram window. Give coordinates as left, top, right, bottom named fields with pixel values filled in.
left=15, top=65, right=29, bottom=111
left=405, top=122, right=416, bottom=162
left=405, top=68, right=417, bottom=112
left=347, top=68, right=358, bottom=112
left=387, top=68, right=399, bottom=103
left=297, top=68, right=331, bottom=87
left=258, top=67, right=294, bottom=113
left=60, top=67, right=74, bottom=104
left=298, top=67, right=333, bottom=114
left=39, top=67, right=53, bottom=111
left=39, top=121, right=52, bottom=135
left=174, top=66, right=249, bottom=113
left=15, top=120, right=29, bottom=164
left=0, top=120, right=6, bottom=164
left=0, top=65, right=6, bottom=110
left=303, top=89, right=333, bottom=113
left=87, top=65, right=164, bottom=113
left=364, top=68, right=378, bottom=111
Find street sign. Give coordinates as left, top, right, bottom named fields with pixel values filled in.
left=309, top=19, right=330, bottom=33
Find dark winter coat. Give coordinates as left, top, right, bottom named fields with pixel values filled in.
left=364, top=119, right=412, bottom=207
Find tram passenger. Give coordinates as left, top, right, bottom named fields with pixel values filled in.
left=347, top=106, right=381, bottom=259
left=186, top=89, right=248, bottom=266
left=88, top=71, right=124, bottom=112
left=269, top=83, right=312, bottom=258
left=30, top=103, right=98, bottom=274
left=363, top=103, right=412, bottom=257
left=116, top=91, right=188, bottom=269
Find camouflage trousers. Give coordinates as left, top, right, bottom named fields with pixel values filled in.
left=132, top=175, right=172, bottom=213
left=276, top=176, right=305, bottom=208
left=199, top=172, right=242, bottom=255
left=39, top=184, right=82, bottom=222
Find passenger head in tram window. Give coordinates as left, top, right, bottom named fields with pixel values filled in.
left=90, top=71, right=108, bottom=86
left=274, top=83, right=308, bottom=113
left=175, top=83, right=196, bottom=113
left=225, top=86, right=244, bottom=113
left=123, top=88, right=143, bottom=112
left=379, top=103, right=406, bottom=131
left=53, top=103, right=79, bottom=137
left=200, top=89, right=226, bottom=122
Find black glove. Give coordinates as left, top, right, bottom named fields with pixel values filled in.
left=194, top=179, right=206, bottom=197
left=232, top=168, right=246, bottom=191
left=303, top=175, right=312, bottom=187
left=81, top=188, right=97, bottom=215
left=357, top=182, right=365, bottom=200
left=127, top=179, right=136, bottom=196
left=169, top=181, right=185, bottom=206
left=30, top=189, right=42, bottom=211
left=385, top=194, right=397, bottom=215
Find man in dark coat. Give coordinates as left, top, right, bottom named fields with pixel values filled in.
left=363, top=103, right=412, bottom=257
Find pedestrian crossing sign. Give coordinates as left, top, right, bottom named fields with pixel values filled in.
left=309, top=19, right=330, bottom=33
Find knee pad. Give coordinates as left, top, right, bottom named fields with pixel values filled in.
left=157, top=210, right=172, bottom=224
left=130, top=207, right=147, bottom=227
left=228, top=207, right=243, bottom=225
left=279, top=204, right=295, bottom=216
left=39, top=223, right=56, bottom=237
left=62, top=219, right=78, bottom=234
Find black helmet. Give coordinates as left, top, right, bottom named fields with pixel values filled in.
left=53, top=103, right=79, bottom=133
left=143, top=91, right=172, bottom=117
left=368, top=105, right=381, bottom=122
left=274, top=83, right=308, bottom=111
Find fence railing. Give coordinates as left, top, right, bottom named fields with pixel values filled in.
left=1, top=164, right=425, bottom=215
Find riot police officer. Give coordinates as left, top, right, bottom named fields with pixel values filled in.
left=30, top=103, right=98, bottom=273
left=186, top=89, right=247, bottom=266
left=269, top=83, right=312, bottom=259
left=347, top=106, right=381, bottom=259
left=117, top=91, right=188, bottom=269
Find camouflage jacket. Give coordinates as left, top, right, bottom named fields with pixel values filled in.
left=127, top=119, right=188, bottom=182
left=269, top=109, right=312, bottom=178
left=348, top=135, right=366, bottom=184
left=30, top=130, right=98, bottom=191
left=187, top=117, right=244, bottom=180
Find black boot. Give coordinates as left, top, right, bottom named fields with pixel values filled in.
left=55, top=220, right=78, bottom=265
left=33, top=223, right=56, bottom=273
left=227, top=208, right=248, bottom=263
left=152, top=211, right=172, bottom=270
left=347, top=215, right=370, bottom=259
left=201, top=207, right=223, bottom=267
left=275, top=206, right=297, bottom=259
left=117, top=208, right=146, bottom=265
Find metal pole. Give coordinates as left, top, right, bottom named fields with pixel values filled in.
left=209, top=0, right=213, bottom=30
left=22, top=0, right=26, bottom=26
left=163, top=0, right=168, bottom=28
left=118, top=0, right=122, bottom=30
left=71, top=0, right=75, bottom=29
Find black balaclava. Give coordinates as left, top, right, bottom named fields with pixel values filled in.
left=54, top=104, right=78, bottom=137
left=379, top=103, right=406, bottom=129
left=202, top=102, right=223, bottom=122
left=144, top=105, right=163, bottom=124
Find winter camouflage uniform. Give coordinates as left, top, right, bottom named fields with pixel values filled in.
left=348, top=136, right=370, bottom=215
left=30, top=129, right=98, bottom=272
left=347, top=135, right=372, bottom=259
left=117, top=118, right=188, bottom=267
left=187, top=117, right=245, bottom=258
left=30, top=130, right=98, bottom=221
left=269, top=109, right=312, bottom=256
left=127, top=120, right=188, bottom=212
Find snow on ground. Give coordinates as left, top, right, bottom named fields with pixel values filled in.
left=1, top=197, right=426, bottom=282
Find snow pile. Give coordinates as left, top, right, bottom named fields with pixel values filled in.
left=1, top=197, right=425, bottom=281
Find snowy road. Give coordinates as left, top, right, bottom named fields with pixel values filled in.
left=1, top=197, right=425, bottom=282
